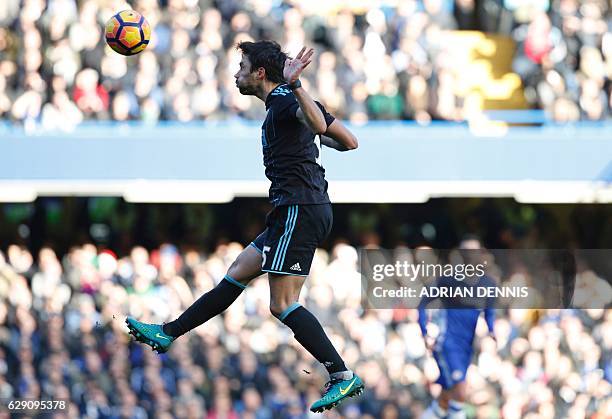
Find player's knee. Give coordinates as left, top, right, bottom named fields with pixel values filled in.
left=226, top=260, right=241, bottom=280
left=269, top=304, right=282, bottom=319
left=438, top=391, right=450, bottom=409
left=269, top=301, right=285, bottom=319
left=226, top=258, right=250, bottom=286
left=269, top=299, right=295, bottom=319
left=455, top=393, right=467, bottom=403
left=452, top=383, right=467, bottom=402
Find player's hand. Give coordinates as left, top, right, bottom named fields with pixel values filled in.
left=284, top=47, right=314, bottom=84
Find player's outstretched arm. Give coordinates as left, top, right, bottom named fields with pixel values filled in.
left=284, top=47, right=327, bottom=134
left=320, top=119, right=358, bottom=151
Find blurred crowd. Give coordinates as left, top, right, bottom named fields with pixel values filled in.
left=511, top=0, right=612, bottom=122
left=0, top=0, right=610, bottom=131
left=0, top=241, right=610, bottom=418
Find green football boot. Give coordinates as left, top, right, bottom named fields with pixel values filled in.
left=125, top=317, right=175, bottom=353
left=310, top=374, right=364, bottom=413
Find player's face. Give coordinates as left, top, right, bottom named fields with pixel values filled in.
left=234, top=55, right=260, bottom=95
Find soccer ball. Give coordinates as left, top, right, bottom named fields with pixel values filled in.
left=105, top=10, right=151, bottom=56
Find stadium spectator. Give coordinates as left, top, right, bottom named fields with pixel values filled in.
left=0, top=241, right=610, bottom=417
left=0, top=0, right=610, bottom=127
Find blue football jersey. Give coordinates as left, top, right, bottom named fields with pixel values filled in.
left=418, top=275, right=496, bottom=345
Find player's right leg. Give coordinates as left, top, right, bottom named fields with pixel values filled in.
left=422, top=343, right=470, bottom=418
left=126, top=242, right=263, bottom=353
left=421, top=390, right=450, bottom=419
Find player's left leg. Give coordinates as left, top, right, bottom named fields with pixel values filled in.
left=262, top=203, right=363, bottom=412
left=268, top=272, right=363, bottom=412
left=423, top=334, right=471, bottom=418
left=444, top=344, right=470, bottom=419
left=423, top=342, right=470, bottom=419
left=446, top=381, right=467, bottom=419
left=422, top=383, right=466, bottom=418
left=422, top=390, right=450, bottom=419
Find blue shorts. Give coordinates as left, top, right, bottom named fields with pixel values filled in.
left=250, top=204, right=332, bottom=276
left=433, top=341, right=472, bottom=389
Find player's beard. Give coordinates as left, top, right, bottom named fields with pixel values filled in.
left=236, top=80, right=257, bottom=96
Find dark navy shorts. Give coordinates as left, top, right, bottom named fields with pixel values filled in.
left=250, top=204, right=332, bottom=276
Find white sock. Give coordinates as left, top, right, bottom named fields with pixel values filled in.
left=447, top=400, right=466, bottom=419
left=421, top=400, right=447, bottom=419
left=329, top=369, right=353, bottom=381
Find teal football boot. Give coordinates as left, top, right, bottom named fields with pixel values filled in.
left=125, top=317, right=175, bottom=353
left=310, top=374, right=364, bottom=413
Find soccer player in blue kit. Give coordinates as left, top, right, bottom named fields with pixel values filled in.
left=126, top=40, right=363, bottom=412
left=419, top=237, right=497, bottom=419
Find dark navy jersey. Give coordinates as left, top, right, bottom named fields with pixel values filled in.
left=261, top=84, right=334, bottom=207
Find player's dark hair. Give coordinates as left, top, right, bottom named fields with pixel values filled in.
left=236, top=40, right=287, bottom=83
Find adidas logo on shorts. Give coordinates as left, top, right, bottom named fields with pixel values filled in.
left=289, top=263, right=301, bottom=271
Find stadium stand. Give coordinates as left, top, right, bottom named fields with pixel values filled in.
left=0, top=240, right=610, bottom=418
left=0, top=0, right=610, bottom=128
left=1, top=0, right=611, bottom=417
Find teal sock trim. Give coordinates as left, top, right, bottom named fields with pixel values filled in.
left=279, top=302, right=301, bottom=321
left=223, top=274, right=246, bottom=290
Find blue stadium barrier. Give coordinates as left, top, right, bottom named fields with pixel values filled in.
left=482, top=110, right=549, bottom=124
left=1, top=121, right=611, bottom=202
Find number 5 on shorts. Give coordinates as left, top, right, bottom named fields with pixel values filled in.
left=262, top=246, right=271, bottom=268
